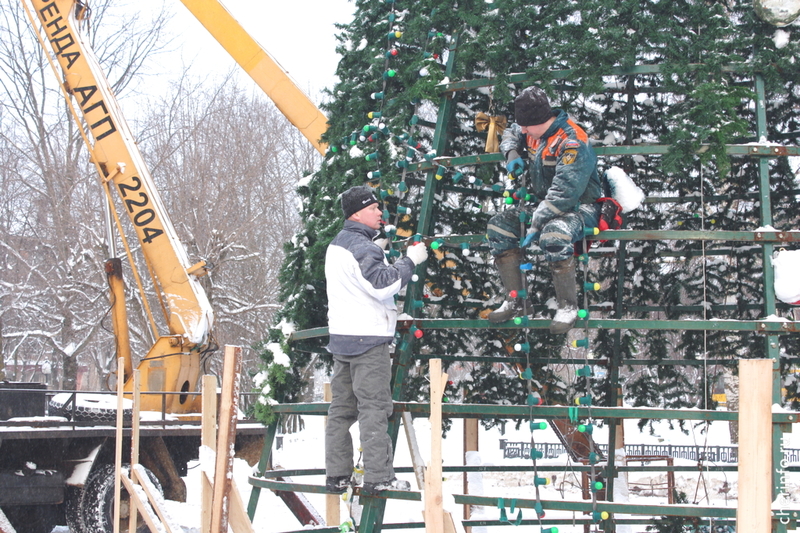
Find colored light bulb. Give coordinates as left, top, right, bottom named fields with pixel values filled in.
left=571, top=338, right=589, bottom=348
left=530, top=421, right=547, bottom=430
left=584, top=282, right=601, bottom=291
left=576, top=365, right=593, bottom=377
left=577, top=309, right=589, bottom=319
left=575, top=395, right=592, bottom=406
left=515, top=342, right=530, bottom=353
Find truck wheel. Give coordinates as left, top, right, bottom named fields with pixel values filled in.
left=81, top=464, right=162, bottom=533
left=1, top=504, right=59, bottom=533
left=49, top=394, right=132, bottom=423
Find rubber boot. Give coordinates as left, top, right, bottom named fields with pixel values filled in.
left=488, top=248, right=527, bottom=324
left=549, top=256, right=578, bottom=334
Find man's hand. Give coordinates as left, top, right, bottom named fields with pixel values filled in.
left=506, top=157, right=525, bottom=176
left=374, top=238, right=390, bottom=250
left=521, top=229, right=540, bottom=248
left=406, top=242, right=429, bottom=265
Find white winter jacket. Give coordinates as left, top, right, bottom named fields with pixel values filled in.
left=325, top=221, right=415, bottom=354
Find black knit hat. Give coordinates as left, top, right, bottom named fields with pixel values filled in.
left=341, top=185, right=379, bottom=219
left=514, top=86, right=553, bottom=126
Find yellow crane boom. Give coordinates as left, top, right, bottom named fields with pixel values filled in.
left=180, top=0, right=329, bottom=155
left=25, top=0, right=214, bottom=413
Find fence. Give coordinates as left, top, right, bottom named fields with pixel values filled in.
left=499, top=440, right=800, bottom=464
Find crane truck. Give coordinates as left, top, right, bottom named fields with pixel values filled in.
left=0, top=1, right=287, bottom=532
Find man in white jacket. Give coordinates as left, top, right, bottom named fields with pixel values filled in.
left=324, top=185, right=428, bottom=495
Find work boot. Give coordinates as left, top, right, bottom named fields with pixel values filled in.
left=325, top=475, right=352, bottom=494
left=362, top=477, right=411, bottom=495
left=549, top=257, right=578, bottom=334
left=488, top=248, right=528, bottom=324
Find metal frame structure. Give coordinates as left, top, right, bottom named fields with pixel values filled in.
left=247, top=37, right=800, bottom=533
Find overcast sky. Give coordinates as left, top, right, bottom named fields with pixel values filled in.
left=161, top=0, right=355, bottom=103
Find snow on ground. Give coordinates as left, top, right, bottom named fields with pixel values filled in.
left=152, top=414, right=800, bottom=533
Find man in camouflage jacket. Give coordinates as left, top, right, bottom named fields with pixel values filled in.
left=487, top=87, right=605, bottom=334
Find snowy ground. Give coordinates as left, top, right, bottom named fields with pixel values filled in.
left=139, top=414, right=800, bottom=533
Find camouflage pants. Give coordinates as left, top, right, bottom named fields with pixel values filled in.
left=487, top=203, right=601, bottom=262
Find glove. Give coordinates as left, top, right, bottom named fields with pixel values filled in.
left=405, top=242, right=429, bottom=265
left=374, top=238, right=390, bottom=250
left=506, top=157, right=525, bottom=176
left=521, top=230, right=540, bottom=248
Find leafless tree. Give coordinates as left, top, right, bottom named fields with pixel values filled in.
left=0, top=0, right=314, bottom=391
left=133, top=76, right=315, bottom=387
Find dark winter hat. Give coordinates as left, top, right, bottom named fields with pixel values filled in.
left=341, top=185, right=379, bottom=219
left=514, top=86, right=553, bottom=126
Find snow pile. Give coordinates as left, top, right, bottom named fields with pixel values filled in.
left=606, top=166, right=645, bottom=213
left=773, top=248, right=800, bottom=305
left=0, top=507, right=16, bottom=533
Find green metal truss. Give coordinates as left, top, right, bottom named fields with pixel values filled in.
left=247, top=40, right=800, bottom=533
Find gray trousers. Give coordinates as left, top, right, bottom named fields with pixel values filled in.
left=325, top=343, right=395, bottom=484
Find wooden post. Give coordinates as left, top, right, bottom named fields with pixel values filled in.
left=113, top=358, right=125, bottom=533
left=323, top=383, right=340, bottom=526
left=462, top=418, right=479, bottom=532
left=737, top=359, right=772, bottom=533
left=201, top=374, right=218, bottom=533
left=424, top=359, right=450, bottom=533
left=211, top=346, right=243, bottom=533
left=403, top=411, right=426, bottom=489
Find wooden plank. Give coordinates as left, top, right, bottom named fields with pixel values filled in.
left=323, top=383, right=340, bottom=526
left=228, top=479, right=256, bottom=533
left=424, top=359, right=448, bottom=533
left=133, top=464, right=176, bottom=533
left=202, top=463, right=256, bottom=533
left=201, top=374, right=218, bottom=533
left=129, top=370, right=141, bottom=533
left=737, top=359, right=772, bottom=533
left=114, top=358, right=125, bottom=533
left=211, top=346, right=243, bottom=533
left=120, top=474, right=162, bottom=533
left=402, top=411, right=426, bottom=490
left=462, top=418, right=479, bottom=531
